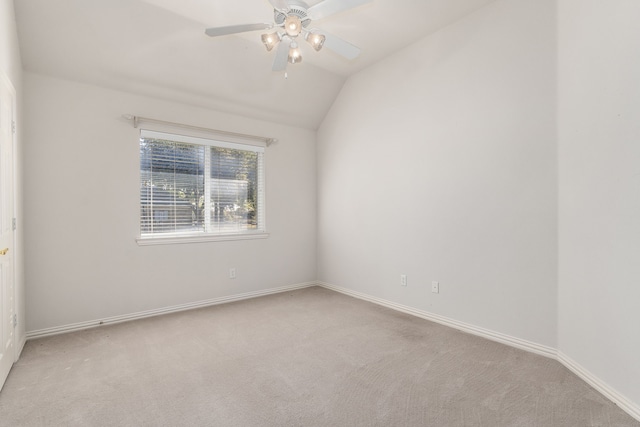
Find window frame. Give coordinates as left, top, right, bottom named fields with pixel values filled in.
left=136, top=129, right=268, bottom=246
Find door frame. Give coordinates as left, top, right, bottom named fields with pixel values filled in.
left=0, top=71, right=18, bottom=367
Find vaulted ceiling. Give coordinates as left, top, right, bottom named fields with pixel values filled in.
left=15, top=0, right=496, bottom=129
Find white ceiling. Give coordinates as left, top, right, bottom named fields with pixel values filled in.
left=14, top=0, right=496, bottom=129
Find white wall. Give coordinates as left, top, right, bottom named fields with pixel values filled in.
left=23, top=72, right=317, bottom=332
left=558, top=0, right=640, bottom=410
left=0, top=0, right=21, bottom=83
left=0, top=0, right=25, bottom=350
left=317, top=0, right=557, bottom=347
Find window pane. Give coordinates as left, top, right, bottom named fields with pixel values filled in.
left=210, top=147, right=259, bottom=233
left=140, top=138, right=205, bottom=235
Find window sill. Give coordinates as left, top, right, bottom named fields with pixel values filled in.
left=136, top=232, right=269, bottom=246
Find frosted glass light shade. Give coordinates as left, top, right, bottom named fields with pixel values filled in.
left=288, top=42, right=302, bottom=64
left=305, top=32, right=326, bottom=51
left=284, top=15, right=302, bottom=37
left=261, top=32, right=280, bottom=51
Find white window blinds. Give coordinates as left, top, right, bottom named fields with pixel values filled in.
left=139, top=130, right=265, bottom=239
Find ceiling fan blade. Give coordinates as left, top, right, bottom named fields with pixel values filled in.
left=272, top=39, right=290, bottom=72
left=307, top=0, right=372, bottom=20
left=205, top=23, right=272, bottom=37
left=268, top=0, right=290, bottom=11
left=321, top=31, right=361, bottom=60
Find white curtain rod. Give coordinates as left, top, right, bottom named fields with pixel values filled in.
left=122, top=114, right=277, bottom=146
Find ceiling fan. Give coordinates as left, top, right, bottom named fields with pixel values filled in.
left=205, top=0, right=372, bottom=72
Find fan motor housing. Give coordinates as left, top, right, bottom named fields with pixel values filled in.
left=274, top=1, right=311, bottom=28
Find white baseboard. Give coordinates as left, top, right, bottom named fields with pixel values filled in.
left=26, top=282, right=316, bottom=340
left=558, top=351, right=640, bottom=422
left=317, top=281, right=640, bottom=423
left=318, top=282, right=556, bottom=358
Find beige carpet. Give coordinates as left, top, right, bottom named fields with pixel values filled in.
left=0, top=286, right=638, bottom=426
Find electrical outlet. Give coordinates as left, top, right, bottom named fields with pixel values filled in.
left=431, top=281, right=439, bottom=294
left=400, top=274, right=407, bottom=287
left=229, top=268, right=236, bottom=279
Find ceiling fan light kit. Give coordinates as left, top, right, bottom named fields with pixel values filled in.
left=205, top=0, right=372, bottom=73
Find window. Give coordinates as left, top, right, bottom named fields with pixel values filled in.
left=139, top=130, right=265, bottom=243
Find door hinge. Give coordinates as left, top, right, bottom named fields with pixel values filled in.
left=12, top=218, right=16, bottom=231
left=11, top=121, right=16, bottom=135
left=12, top=313, right=17, bottom=328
